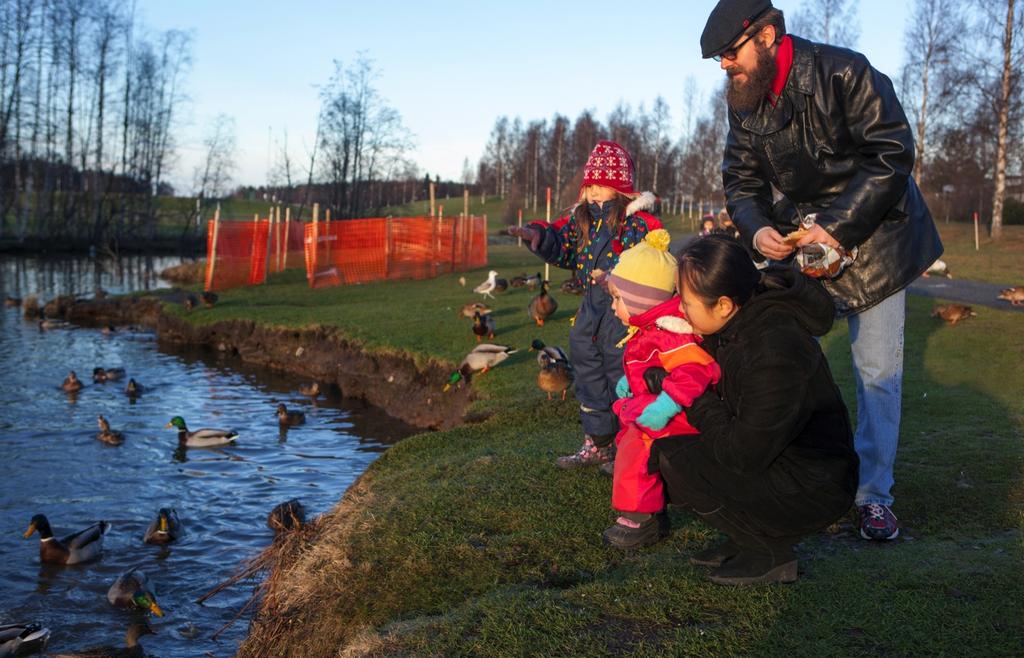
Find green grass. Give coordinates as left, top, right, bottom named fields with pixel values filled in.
left=935, top=223, right=1024, bottom=285
left=166, top=245, right=1024, bottom=656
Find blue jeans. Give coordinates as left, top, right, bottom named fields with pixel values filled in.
left=848, top=289, right=905, bottom=507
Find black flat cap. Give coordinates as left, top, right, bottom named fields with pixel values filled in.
left=701, top=0, right=773, bottom=59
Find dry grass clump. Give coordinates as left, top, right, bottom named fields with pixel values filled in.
left=159, top=260, right=206, bottom=284
left=237, top=478, right=380, bottom=657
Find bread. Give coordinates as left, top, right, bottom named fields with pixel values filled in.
left=783, top=228, right=810, bottom=245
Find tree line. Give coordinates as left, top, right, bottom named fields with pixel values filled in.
left=475, top=0, right=1024, bottom=237
left=0, top=0, right=191, bottom=248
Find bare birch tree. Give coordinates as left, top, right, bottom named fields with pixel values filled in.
left=901, top=0, right=963, bottom=187
left=791, top=0, right=860, bottom=47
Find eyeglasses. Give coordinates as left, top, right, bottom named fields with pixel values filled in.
left=714, top=31, right=757, bottom=62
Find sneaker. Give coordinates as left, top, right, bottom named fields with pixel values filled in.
left=858, top=503, right=900, bottom=540
left=555, top=435, right=615, bottom=469
left=598, top=461, right=615, bottom=477
left=601, top=513, right=669, bottom=550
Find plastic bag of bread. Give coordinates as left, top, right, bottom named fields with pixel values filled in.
left=792, top=213, right=857, bottom=279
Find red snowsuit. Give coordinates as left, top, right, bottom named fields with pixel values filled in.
left=610, top=297, right=720, bottom=514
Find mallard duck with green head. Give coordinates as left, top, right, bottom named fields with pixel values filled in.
left=276, top=403, right=305, bottom=427
left=107, top=568, right=164, bottom=617
left=96, top=415, right=125, bottom=446
left=49, top=623, right=153, bottom=658
left=0, top=622, right=50, bottom=657
left=23, top=514, right=110, bottom=565
left=142, top=508, right=181, bottom=545
left=165, top=416, right=238, bottom=448
left=443, top=344, right=517, bottom=391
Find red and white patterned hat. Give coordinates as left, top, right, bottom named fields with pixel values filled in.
left=580, top=140, right=639, bottom=198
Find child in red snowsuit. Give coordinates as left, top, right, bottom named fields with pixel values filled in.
left=602, top=229, right=721, bottom=549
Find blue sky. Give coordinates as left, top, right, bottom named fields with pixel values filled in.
left=135, top=0, right=912, bottom=191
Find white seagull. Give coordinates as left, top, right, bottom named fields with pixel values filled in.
left=474, top=271, right=499, bottom=299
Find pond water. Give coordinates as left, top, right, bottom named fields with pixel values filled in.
left=0, top=255, right=416, bottom=656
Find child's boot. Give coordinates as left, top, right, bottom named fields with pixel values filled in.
left=602, top=511, right=669, bottom=550
left=555, top=434, right=615, bottom=469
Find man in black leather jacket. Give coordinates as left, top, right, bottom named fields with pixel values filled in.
left=701, top=0, right=943, bottom=541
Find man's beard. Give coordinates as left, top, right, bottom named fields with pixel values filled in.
left=725, top=43, right=776, bottom=112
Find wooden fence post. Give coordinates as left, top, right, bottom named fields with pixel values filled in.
left=385, top=217, right=393, bottom=279
left=283, top=207, right=291, bottom=270
left=463, top=188, right=469, bottom=219
left=973, top=212, right=980, bottom=251
left=206, top=205, right=221, bottom=291
left=517, top=208, right=523, bottom=247
left=429, top=182, right=436, bottom=218
left=544, top=187, right=551, bottom=283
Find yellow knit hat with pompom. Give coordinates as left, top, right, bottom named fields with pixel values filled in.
left=607, top=228, right=677, bottom=316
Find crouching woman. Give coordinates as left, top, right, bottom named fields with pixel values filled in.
left=656, top=235, right=859, bottom=586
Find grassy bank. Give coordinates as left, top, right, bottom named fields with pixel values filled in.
left=163, top=241, right=1024, bottom=656
left=933, top=223, right=1024, bottom=285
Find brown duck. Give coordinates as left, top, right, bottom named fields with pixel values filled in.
left=96, top=415, right=125, bottom=446
left=23, top=514, right=110, bottom=565
left=997, top=286, right=1024, bottom=306
left=931, top=303, right=977, bottom=325
left=531, top=339, right=573, bottom=401
left=528, top=281, right=558, bottom=326
left=61, top=371, right=83, bottom=392
left=268, top=499, right=306, bottom=534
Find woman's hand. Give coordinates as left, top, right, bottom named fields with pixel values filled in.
left=643, top=366, right=669, bottom=395
left=506, top=225, right=541, bottom=250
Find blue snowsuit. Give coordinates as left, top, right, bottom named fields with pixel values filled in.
left=528, top=199, right=661, bottom=441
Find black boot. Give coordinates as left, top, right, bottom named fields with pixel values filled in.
left=602, top=511, right=669, bottom=550
left=688, top=538, right=740, bottom=567
left=695, top=508, right=799, bottom=586
left=708, top=547, right=797, bottom=586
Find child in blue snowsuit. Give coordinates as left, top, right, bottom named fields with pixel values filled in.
left=508, top=140, right=662, bottom=468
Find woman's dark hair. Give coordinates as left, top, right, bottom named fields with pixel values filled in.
left=676, top=234, right=764, bottom=307
left=573, top=193, right=631, bottom=247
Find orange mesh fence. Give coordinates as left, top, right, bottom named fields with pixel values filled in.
left=205, top=217, right=307, bottom=291
left=205, top=219, right=263, bottom=291
left=268, top=220, right=306, bottom=275
left=304, top=215, right=487, bottom=288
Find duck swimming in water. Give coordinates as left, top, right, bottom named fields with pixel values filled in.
left=23, top=514, right=110, bottom=565
left=165, top=416, right=238, bottom=448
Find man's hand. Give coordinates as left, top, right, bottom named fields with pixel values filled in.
left=794, top=223, right=841, bottom=249
left=507, top=225, right=541, bottom=251
left=754, top=227, right=796, bottom=260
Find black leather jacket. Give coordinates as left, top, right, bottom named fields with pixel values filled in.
left=723, top=36, right=943, bottom=316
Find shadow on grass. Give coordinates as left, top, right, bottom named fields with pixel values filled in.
left=747, top=294, right=1024, bottom=655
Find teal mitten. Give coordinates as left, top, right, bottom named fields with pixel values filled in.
left=615, top=375, right=632, bottom=399
left=636, top=391, right=682, bottom=431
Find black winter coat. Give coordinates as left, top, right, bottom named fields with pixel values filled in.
left=673, top=269, right=858, bottom=532
left=723, top=36, right=943, bottom=316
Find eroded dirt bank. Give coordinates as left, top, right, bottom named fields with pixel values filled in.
left=61, top=295, right=473, bottom=430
